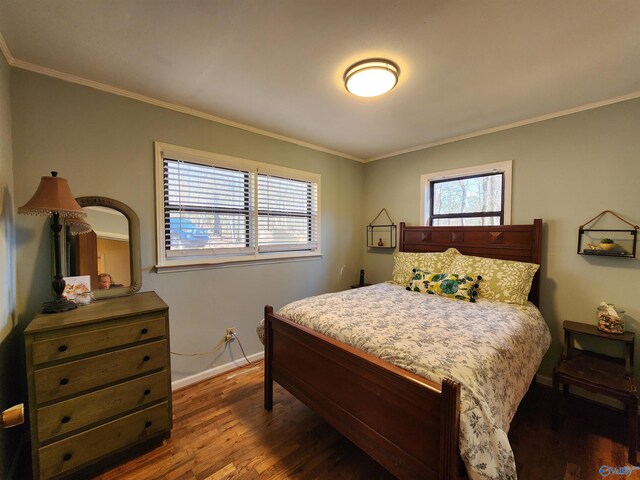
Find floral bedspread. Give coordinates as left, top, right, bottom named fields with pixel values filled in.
left=258, top=282, right=551, bottom=480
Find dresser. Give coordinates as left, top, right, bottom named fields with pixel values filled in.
left=24, top=291, right=172, bottom=479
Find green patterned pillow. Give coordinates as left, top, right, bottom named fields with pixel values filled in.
left=407, top=269, right=481, bottom=302
left=391, top=248, right=460, bottom=286
left=448, top=255, right=539, bottom=305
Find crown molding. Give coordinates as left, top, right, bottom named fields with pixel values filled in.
left=365, top=90, right=640, bottom=162
left=8, top=57, right=363, bottom=163
left=3, top=30, right=639, bottom=165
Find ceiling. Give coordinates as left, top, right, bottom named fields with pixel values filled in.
left=1, top=1, right=639, bottom=161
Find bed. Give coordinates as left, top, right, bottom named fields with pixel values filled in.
left=262, top=220, right=550, bottom=479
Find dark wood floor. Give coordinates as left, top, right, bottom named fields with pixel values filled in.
left=35, top=361, right=640, bottom=479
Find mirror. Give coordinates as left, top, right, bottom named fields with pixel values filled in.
left=61, top=196, right=142, bottom=300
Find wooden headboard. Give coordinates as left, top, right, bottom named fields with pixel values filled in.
left=399, top=219, right=543, bottom=306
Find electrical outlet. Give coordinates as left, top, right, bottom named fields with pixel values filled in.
left=225, top=327, right=235, bottom=342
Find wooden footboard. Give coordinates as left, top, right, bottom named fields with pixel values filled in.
left=264, top=306, right=462, bottom=480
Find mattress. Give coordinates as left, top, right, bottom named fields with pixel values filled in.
left=258, top=282, right=551, bottom=480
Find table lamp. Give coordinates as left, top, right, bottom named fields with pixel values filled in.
left=18, top=171, right=86, bottom=313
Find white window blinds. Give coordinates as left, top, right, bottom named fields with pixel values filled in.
left=257, top=173, right=318, bottom=252
left=157, top=144, right=320, bottom=267
left=164, top=159, right=254, bottom=257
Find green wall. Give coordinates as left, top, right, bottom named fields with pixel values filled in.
left=0, top=53, right=21, bottom=479
left=11, top=69, right=364, bottom=382
left=362, top=98, right=640, bottom=378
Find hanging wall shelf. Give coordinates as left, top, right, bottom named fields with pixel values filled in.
left=367, top=208, right=397, bottom=249
left=577, top=210, right=638, bottom=258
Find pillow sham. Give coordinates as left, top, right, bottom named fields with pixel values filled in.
left=447, top=255, right=539, bottom=305
left=407, top=269, right=481, bottom=302
left=391, top=248, right=460, bottom=286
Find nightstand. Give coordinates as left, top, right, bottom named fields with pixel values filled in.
left=552, top=320, right=637, bottom=464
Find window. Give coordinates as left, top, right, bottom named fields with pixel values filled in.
left=155, top=143, right=320, bottom=270
left=420, top=161, right=512, bottom=226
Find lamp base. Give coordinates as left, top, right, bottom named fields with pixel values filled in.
left=42, top=297, right=77, bottom=314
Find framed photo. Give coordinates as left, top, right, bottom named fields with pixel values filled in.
left=63, top=275, right=91, bottom=301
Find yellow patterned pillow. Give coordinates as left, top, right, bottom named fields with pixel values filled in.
left=391, top=248, right=460, bottom=286
left=448, top=255, right=539, bottom=305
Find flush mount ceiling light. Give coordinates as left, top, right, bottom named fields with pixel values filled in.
left=344, top=59, right=400, bottom=97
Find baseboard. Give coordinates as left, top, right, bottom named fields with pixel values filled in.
left=535, top=373, right=552, bottom=388
left=171, top=351, right=264, bottom=391
left=536, top=373, right=625, bottom=411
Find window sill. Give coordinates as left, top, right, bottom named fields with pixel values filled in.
left=155, top=251, right=323, bottom=273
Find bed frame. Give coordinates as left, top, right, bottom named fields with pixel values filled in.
left=264, top=219, right=542, bottom=479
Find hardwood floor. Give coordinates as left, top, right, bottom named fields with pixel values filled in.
left=52, top=362, right=639, bottom=479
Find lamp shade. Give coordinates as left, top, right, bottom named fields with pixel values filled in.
left=18, top=172, right=85, bottom=219
left=67, top=218, right=93, bottom=235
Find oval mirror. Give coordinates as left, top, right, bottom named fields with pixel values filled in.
left=61, top=197, right=142, bottom=299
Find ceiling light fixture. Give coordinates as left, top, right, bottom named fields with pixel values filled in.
left=344, top=59, right=400, bottom=97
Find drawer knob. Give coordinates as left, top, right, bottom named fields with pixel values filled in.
left=58, top=345, right=68, bottom=352
left=141, top=328, right=149, bottom=334
left=143, top=355, right=151, bottom=362
left=60, top=378, right=69, bottom=386
left=63, top=453, right=72, bottom=462
left=144, top=389, right=151, bottom=396
left=145, top=421, right=153, bottom=428
left=61, top=416, right=71, bottom=424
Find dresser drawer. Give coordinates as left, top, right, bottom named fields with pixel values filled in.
left=32, top=314, right=166, bottom=365
left=37, top=370, right=168, bottom=442
left=38, top=402, right=170, bottom=480
left=34, top=340, right=167, bottom=404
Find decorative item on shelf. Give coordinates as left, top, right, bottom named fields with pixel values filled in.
left=598, top=238, right=616, bottom=250
left=18, top=171, right=87, bottom=313
left=597, top=302, right=625, bottom=334
left=367, top=208, right=397, bottom=249
left=577, top=210, right=638, bottom=258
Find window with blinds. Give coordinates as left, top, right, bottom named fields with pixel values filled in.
left=155, top=143, right=320, bottom=268
left=257, top=174, right=318, bottom=252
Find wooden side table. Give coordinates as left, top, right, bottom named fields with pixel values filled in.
left=553, top=320, right=637, bottom=464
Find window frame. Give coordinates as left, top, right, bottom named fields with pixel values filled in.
left=155, top=142, right=321, bottom=271
left=420, top=160, right=512, bottom=226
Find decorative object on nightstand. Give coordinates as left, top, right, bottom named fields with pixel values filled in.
left=577, top=210, right=638, bottom=258
left=24, top=291, right=172, bottom=479
left=351, top=269, right=371, bottom=288
left=597, top=302, right=625, bottom=334
left=18, top=172, right=90, bottom=313
left=553, top=320, right=638, bottom=464
left=367, top=208, right=397, bottom=249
